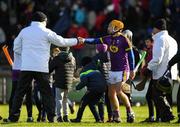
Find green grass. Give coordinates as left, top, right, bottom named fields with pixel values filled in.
left=0, top=105, right=179, bottom=126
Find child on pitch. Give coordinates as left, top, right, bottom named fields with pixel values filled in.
left=70, top=56, right=106, bottom=123
left=78, top=20, right=135, bottom=123
left=49, top=47, right=76, bottom=122
left=140, top=35, right=155, bottom=122
left=94, top=44, right=111, bottom=122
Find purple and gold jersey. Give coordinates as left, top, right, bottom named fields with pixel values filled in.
left=99, top=35, right=131, bottom=71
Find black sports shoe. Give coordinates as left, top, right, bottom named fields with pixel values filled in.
left=41, top=117, right=46, bottom=122
left=57, top=116, right=63, bottom=122
left=27, top=117, right=34, bottom=122
left=161, top=114, right=175, bottom=122
left=141, top=117, right=155, bottom=123
left=3, top=118, right=12, bottom=123
left=106, top=115, right=113, bottom=122
left=113, top=118, right=121, bottom=123
left=95, top=120, right=103, bottom=123
left=37, top=116, right=41, bottom=122
left=63, top=115, right=70, bottom=122
left=70, top=118, right=81, bottom=123
left=127, top=112, right=135, bottom=123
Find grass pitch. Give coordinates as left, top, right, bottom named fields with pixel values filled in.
left=0, top=105, right=179, bottom=127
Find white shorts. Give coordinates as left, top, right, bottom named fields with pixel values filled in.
left=107, top=71, right=130, bottom=85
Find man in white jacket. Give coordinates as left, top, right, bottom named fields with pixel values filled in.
left=147, top=18, right=177, bottom=122
left=4, top=11, right=82, bottom=122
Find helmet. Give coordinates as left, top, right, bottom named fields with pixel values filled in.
left=109, top=20, right=124, bottom=32
left=122, top=29, right=133, bottom=42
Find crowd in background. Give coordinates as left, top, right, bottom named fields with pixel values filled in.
left=0, top=0, right=180, bottom=66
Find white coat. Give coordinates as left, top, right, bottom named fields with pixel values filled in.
left=13, top=22, right=78, bottom=73
left=148, top=30, right=178, bottom=80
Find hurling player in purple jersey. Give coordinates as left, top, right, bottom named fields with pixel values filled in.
left=78, top=20, right=135, bottom=123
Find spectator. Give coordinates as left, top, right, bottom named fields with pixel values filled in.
left=70, top=56, right=106, bottom=123
left=0, top=0, right=179, bottom=66
left=149, top=0, right=166, bottom=19
left=140, top=35, right=155, bottom=122
left=94, top=44, right=110, bottom=122
left=147, top=18, right=177, bottom=122
left=53, top=7, right=71, bottom=36
left=49, top=47, right=76, bottom=122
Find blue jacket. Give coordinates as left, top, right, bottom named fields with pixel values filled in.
left=76, top=62, right=106, bottom=93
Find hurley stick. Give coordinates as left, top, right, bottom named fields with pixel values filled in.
left=2, top=45, right=13, bottom=66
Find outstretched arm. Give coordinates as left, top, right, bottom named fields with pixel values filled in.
left=127, top=48, right=135, bottom=71
left=48, top=30, right=78, bottom=47
left=78, top=35, right=110, bottom=45
left=84, top=38, right=102, bottom=44
left=76, top=75, right=88, bottom=90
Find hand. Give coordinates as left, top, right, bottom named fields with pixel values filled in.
left=129, top=71, right=135, bottom=80
left=77, top=37, right=85, bottom=45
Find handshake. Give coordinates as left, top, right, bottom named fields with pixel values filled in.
left=77, top=37, right=85, bottom=45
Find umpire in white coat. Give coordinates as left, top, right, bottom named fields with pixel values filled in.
left=6, top=11, right=80, bottom=122
left=147, top=18, right=178, bottom=122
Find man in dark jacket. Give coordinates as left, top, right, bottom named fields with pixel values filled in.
left=71, top=56, right=106, bottom=122
left=49, top=47, right=76, bottom=122
left=168, top=49, right=180, bottom=123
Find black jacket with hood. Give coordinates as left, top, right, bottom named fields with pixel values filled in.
left=49, top=51, right=76, bottom=89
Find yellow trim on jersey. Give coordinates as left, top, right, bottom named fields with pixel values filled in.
left=123, top=71, right=127, bottom=81
left=125, top=48, right=131, bottom=51
left=100, top=38, right=104, bottom=43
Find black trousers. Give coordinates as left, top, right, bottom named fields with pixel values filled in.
left=9, top=71, right=55, bottom=122
left=33, top=83, right=46, bottom=120
left=105, top=88, right=112, bottom=118
left=97, top=94, right=105, bottom=121
left=9, top=81, right=32, bottom=117
left=76, top=91, right=104, bottom=121
left=152, top=80, right=173, bottom=121
left=146, top=79, right=154, bottom=118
